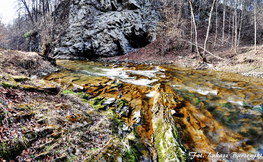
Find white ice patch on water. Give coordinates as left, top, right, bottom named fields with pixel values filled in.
left=124, top=67, right=165, bottom=78
left=156, top=66, right=166, bottom=72
left=145, top=91, right=156, bottom=98
left=133, top=111, right=141, bottom=125
left=82, top=66, right=161, bottom=86
left=227, top=98, right=244, bottom=106
left=102, top=68, right=130, bottom=78
left=194, top=88, right=218, bottom=95
left=120, top=78, right=158, bottom=86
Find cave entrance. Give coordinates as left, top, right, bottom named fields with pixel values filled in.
left=128, top=32, right=150, bottom=49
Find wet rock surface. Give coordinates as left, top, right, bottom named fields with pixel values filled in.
left=54, top=0, right=158, bottom=58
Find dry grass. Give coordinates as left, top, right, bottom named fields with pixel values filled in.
left=0, top=49, right=59, bottom=76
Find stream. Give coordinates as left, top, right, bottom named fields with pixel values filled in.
left=43, top=60, right=263, bottom=161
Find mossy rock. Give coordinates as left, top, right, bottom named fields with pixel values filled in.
left=154, top=118, right=189, bottom=161
left=116, top=99, right=128, bottom=109
left=63, top=90, right=75, bottom=95
left=82, top=93, right=90, bottom=100
left=1, top=81, right=19, bottom=89
left=88, top=97, right=107, bottom=110
left=116, top=99, right=129, bottom=117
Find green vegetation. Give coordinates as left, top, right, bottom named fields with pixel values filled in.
left=1, top=81, right=19, bottom=89
left=124, top=146, right=138, bottom=162
left=0, top=138, right=27, bottom=159
left=153, top=118, right=188, bottom=162
left=255, top=105, right=263, bottom=113
left=116, top=99, right=128, bottom=109
left=88, top=97, right=107, bottom=110
left=63, top=90, right=75, bottom=95
left=222, top=103, right=231, bottom=108
left=109, top=112, right=123, bottom=134
left=24, top=31, right=31, bottom=38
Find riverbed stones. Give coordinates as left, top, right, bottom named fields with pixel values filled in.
left=54, top=0, right=158, bottom=58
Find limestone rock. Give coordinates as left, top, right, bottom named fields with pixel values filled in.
left=54, top=0, right=158, bottom=58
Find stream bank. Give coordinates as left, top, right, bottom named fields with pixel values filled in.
left=2, top=49, right=263, bottom=161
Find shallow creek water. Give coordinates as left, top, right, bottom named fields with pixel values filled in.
left=44, top=60, right=263, bottom=161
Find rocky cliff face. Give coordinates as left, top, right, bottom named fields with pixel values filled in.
left=54, top=0, right=158, bottom=58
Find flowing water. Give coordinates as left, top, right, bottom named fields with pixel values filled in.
left=43, top=60, right=263, bottom=161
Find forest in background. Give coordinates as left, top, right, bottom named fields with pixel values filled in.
left=0, top=0, right=263, bottom=62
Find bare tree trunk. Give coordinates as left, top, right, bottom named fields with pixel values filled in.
left=189, top=0, right=200, bottom=59
left=232, top=5, right=234, bottom=49
left=229, top=6, right=232, bottom=43
left=214, top=0, right=218, bottom=48
left=222, top=0, right=226, bottom=45
left=203, top=0, right=217, bottom=62
left=191, top=11, right=194, bottom=52
left=238, top=0, right=244, bottom=46
left=254, top=0, right=257, bottom=51
left=234, top=0, right=238, bottom=53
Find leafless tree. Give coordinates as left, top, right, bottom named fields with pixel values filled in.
left=189, top=0, right=201, bottom=59
left=254, top=0, right=257, bottom=51
left=203, top=0, right=217, bottom=62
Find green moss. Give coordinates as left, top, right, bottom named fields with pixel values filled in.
left=222, top=103, right=231, bottom=108
left=24, top=31, right=31, bottom=38
left=0, top=138, right=27, bottom=159
left=154, top=118, right=188, bottom=162
left=1, top=81, right=19, bottom=89
left=63, top=90, right=75, bottom=95
left=195, top=98, right=202, bottom=104
left=82, top=93, right=90, bottom=100
left=124, top=146, right=138, bottom=162
left=88, top=97, right=107, bottom=110
left=116, top=99, right=128, bottom=109
left=132, top=129, right=140, bottom=138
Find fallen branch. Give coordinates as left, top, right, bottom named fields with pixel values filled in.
left=181, top=39, right=227, bottom=61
